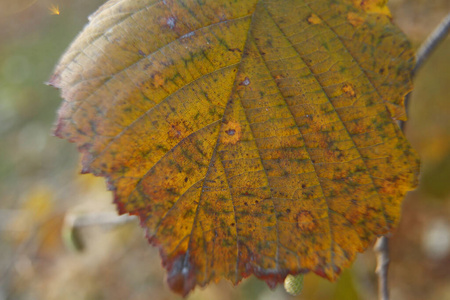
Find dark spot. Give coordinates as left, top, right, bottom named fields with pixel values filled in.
left=138, top=50, right=146, bottom=56
left=226, top=129, right=235, bottom=136
left=244, top=202, right=248, bottom=206
left=231, top=223, right=235, bottom=226
left=286, top=208, right=291, bottom=213
left=184, top=177, right=188, bottom=183
left=166, top=254, right=195, bottom=296
left=301, top=184, right=306, bottom=188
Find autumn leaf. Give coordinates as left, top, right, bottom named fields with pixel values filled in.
left=50, top=0, right=420, bottom=296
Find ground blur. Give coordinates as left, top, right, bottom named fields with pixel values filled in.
left=0, top=0, right=449, bottom=299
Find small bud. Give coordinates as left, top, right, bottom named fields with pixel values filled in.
left=284, top=274, right=304, bottom=296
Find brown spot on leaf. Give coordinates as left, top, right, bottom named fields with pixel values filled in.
left=342, top=84, right=356, bottom=97
left=222, top=121, right=242, bottom=145
left=296, top=211, right=316, bottom=231
left=379, top=178, right=398, bottom=195
left=152, top=72, right=165, bottom=87
left=168, top=120, right=190, bottom=140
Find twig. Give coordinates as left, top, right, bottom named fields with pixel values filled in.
left=62, top=211, right=137, bottom=251
left=401, top=12, right=450, bottom=131
left=64, top=211, right=138, bottom=228
left=377, top=12, right=450, bottom=300
left=374, top=236, right=390, bottom=300
left=414, top=13, right=450, bottom=75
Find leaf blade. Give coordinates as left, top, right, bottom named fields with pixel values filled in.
left=51, top=0, right=419, bottom=296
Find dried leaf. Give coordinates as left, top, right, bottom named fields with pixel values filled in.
left=50, top=0, right=419, bottom=296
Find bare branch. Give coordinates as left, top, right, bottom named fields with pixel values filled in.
left=374, top=236, right=390, bottom=300
left=62, top=211, right=138, bottom=251
left=65, top=211, right=138, bottom=228
left=414, top=13, right=450, bottom=74
left=400, top=12, right=450, bottom=131
left=378, top=13, right=450, bottom=299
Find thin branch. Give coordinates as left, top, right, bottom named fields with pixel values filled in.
left=414, top=13, right=450, bottom=74
left=401, top=12, right=450, bottom=131
left=374, top=236, right=390, bottom=300
left=61, top=211, right=138, bottom=251
left=65, top=211, right=138, bottom=228
left=377, top=12, right=450, bottom=300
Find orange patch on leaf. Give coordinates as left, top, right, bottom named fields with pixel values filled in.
left=342, top=83, right=356, bottom=97
left=352, top=0, right=391, bottom=16
left=347, top=12, right=365, bottom=27
left=307, top=13, right=322, bottom=25
left=222, top=121, right=242, bottom=145
left=152, top=72, right=165, bottom=87
left=296, top=211, right=317, bottom=231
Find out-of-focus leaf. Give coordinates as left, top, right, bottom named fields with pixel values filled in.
left=50, top=0, right=419, bottom=296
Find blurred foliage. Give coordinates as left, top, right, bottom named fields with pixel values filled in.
left=0, top=0, right=449, bottom=300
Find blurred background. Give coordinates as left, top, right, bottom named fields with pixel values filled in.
left=0, top=0, right=449, bottom=299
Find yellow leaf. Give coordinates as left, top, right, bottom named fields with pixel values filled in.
left=50, top=0, right=419, bottom=296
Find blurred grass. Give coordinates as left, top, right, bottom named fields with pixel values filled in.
left=0, top=0, right=449, bottom=300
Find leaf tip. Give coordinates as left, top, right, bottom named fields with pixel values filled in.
left=165, top=253, right=196, bottom=297
left=47, top=73, right=61, bottom=88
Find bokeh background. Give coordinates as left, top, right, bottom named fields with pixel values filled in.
left=0, top=0, right=449, bottom=299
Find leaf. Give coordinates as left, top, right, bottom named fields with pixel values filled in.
left=50, top=0, right=420, bottom=296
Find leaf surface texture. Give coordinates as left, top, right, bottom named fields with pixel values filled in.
left=51, top=0, right=420, bottom=295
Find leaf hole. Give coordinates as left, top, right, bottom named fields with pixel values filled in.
left=242, top=77, right=250, bottom=86
left=226, top=129, right=235, bottom=136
